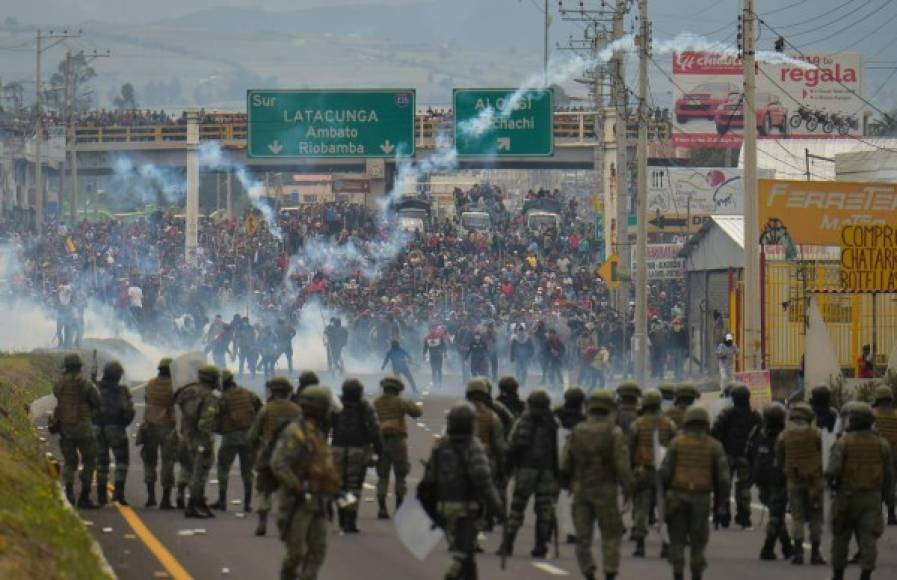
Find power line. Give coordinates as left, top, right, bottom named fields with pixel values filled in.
left=769, top=0, right=873, bottom=32
left=795, top=0, right=891, bottom=46
left=836, top=5, right=897, bottom=52
left=762, top=0, right=813, bottom=16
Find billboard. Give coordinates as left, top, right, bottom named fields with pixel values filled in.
left=672, top=52, right=864, bottom=148
left=647, top=167, right=743, bottom=234
left=758, top=179, right=897, bottom=246
left=630, top=243, right=685, bottom=281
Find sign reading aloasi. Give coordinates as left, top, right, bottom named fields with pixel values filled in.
left=758, top=179, right=897, bottom=247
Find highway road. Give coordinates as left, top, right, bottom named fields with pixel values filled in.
left=37, top=369, right=897, bottom=580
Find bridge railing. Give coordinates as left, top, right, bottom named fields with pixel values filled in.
left=73, top=112, right=601, bottom=149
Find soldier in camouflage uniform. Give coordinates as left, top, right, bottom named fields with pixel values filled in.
left=373, top=376, right=422, bottom=518
left=94, top=361, right=135, bottom=506
left=664, top=384, right=699, bottom=429
left=212, top=370, right=262, bottom=512
left=659, top=383, right=676, bottom=411
left=140, top=358, right=178, bottom=509
left=660, top=406, right=730, bottom=580
left=746, top=402, right=792, bottom=561
left=776, top=402, right=825, bottom=565
left=828, top=402, right=895, bottom=580
left=466, top=378, right=508, bottom=531
left=496, top=376, right=526, bottom=421
left=560, top=390, right=633, bottom=580
left=420, top=403, right=505, bottom=580
left=331, top=378, right=382, bottom=533
left=249, top=376, right=302, bottom=536
left=175, top=364, right=221, bottom=518
left=629, top=389, right=676, bottom=558
left=52, top=353, right=101, bottom=508
left=616, top=382, right=642, bottom=436
left=271, top=386, right=341, bottom=580
left=711, top=382, right=761, bottom=528
left=555, top=386, right=586, bottom=431
left=872, top=385, right=897, bottom=525
left=500, top=390, right=559, bottom=559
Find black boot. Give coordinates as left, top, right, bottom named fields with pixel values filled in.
left=888, top=507, right=897, bottom=526
left=633, top=539, right=646, bottom=558
left=691, top=572, right=702, bottom=580
left=606, top=574, right=616, bottom=580
left=175, top=484, right=186, bottom=510
left=735, top=509, right=751, bottom=529
left=859, top=570, right=872, bottom=580
left=832, top=569, right=845, bottom=580
left=77, top=487, right=98, bottom=509
left=566, top=534, right=577, bottom=545
left=145, top=483, right=157, bottom=507
left=255, top=511, right=268, bottom=536
left=791, top=545, right=804, bottom=565
left=65, top=484, right=75, bottom=505
left=184, top=497, right=207, bottom=519
left=345, top=510, right=360, bottom=534
left=159, top=487, right=174, bottom=510
left=211, top=488, right=227, bottom=511
left=498, top=529, right=517, bottom=557
left=779, top=530, right=794, bottom=560
left=198, top=497, right=216, bottom=518
left=243, top=490, right=252, bottom=513
left=584, top=573, right=596, bottom=580
left=760, top=535, right=777, bottom=560
left=112, top=481, right=129, bottom=506
left=674, top=574, right=684, bottom=580
left=531, top=522, right=549, bottom=558
left=377, top=497, right=389, bottom=519
left=810, top=542, right=827, bottom=565
left=337, top=508, right=348, bottom=532
left=96, top=483, right=108, bottom=507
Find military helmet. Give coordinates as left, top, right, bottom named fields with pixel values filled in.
left=447, top=403, right=477, bottom=437
left=587, top=389, right=617, bottom=413
left=498, top=376, right=519, bottom=393
left=788, top=402, right=814, bottom=422
left=63, top=353, right=83, bottom=371
left=810, top=383, right=832, bottom=407
left=762, top=402, right=787, bottom=431
left=298, top=371, right=320, bottom=389
left=158, top=357, right=173, bottom=369
left=298, top=386, right=332, bottom=414
left=466, top=378, right=490, bottom=396
left=198, top=365, right=220, bottom=384
left=616, top=381, right=642, bottom=399
left=684, top=406, right=711, bottom=426
left=874, top=385, right=894, bottom=404
left=675, top=383, right=699, bottom=402
left=844, top=401, right=875, bottom=429
left=221, top=369, right=235, bottom=384
left=563, top=387, right=586, bottom=405
left=342, top=378, right=364, bottom=401
left=102, top=360, right=124, bottom=380
left=641, top=389, right=663, bottom=409
left=729, top=382, right=751, bottom=407
left=659, top=383, right=676, bottom=400
left=527, top=389, right=551, bottom=409
left=381, top=376, right=404, bottom=393
left=267, top=376, right=293, bottom=397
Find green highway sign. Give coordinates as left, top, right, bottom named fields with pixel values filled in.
left=453, top=88, right=554, bottom=157
left=247, top=89, right=415, bottom=158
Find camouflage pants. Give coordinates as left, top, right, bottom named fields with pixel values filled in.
left=277, top=492, right=328, bottom=580
left=665, top=491, right=711, bottom=576
left=176, top=439, right=194, bottom=487
left=572, top=484, right=623, bottom=576
left=377, top=436, right=410, bottom=501
left=217, top=431, right=254, bottom=496
left=96, top=425, right=130, bottom=486
left=439, top=501, right=480, bottom=580
left=333, top=446, right=371, bottom=513
left=759, top=486, right=788, bottom=542
left=788, top=479, right=823, bottom=544
left=507, top=468, right=557, bottom=538
left=831, top=491, right=885, bottom=571
left=725, top=455, right=752, bottom=518
left=631, top=466, right=659, bottom=541
left=187, top=437, right=214, bottom=499
left=140, top=423, right=176, bottom=488
left=59, top=423, right=97, bottom=488
left=255, top=463, right=279, bottom=513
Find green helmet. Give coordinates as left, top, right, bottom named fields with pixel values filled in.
left=341, top=378, right=364, bottom=402
left=198, top=365, right=220, bottom=385
left=158, top=357, right=173, bottom=369
left=587, top=390, right=616, bottom=413
left=381, top=376, right=404, bottom=393
left=221, top=369, right=235, bottom=384
left=659, top=383, right=676, bottom=400
left=675, top=383, right=700, bottom=402
left=527, top=389, right=551, bottom=409
left=563, top=387, right=586, bottom=405
left=684, top=406, right=710, bottom=426
left=267, top=376, right=293, bottom=397
left=845, top=401, right=875, bottom=429
left=298, top=371, right=320, bottom=390
left=447, top=403, right=477, bottom=437
left=788, top=402, right=814, bottom=422
left=762, top=402, right=787, bottom=431
left=498, top=376, right=519, bottom=394
left=874, top=385, right=894, bottom=404
left=102, top=361, right=124, bottom=381
left=641, top=389, right=662, bottom=409
left=298, top=386, right=331, bottom=415
left=466, top=378, right=490, bottom=397
left=616, top=381, right=642, bottom=400
left=63, top=353, right=83, bottom=371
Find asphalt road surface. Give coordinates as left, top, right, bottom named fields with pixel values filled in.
left=37, top=369, right=897, bottom=580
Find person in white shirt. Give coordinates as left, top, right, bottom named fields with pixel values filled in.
left=716, top=333, right=739, bottom=386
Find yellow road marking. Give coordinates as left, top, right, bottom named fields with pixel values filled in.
left=107, top=483, right=193, bottom=580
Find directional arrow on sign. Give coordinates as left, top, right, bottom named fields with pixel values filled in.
left=497, top=137, right=511, bottom=151
left=649, top=215, right=687, bottom=230
left=267, top=140, right=283, bottom=154
left=380, top=140, right=395, bottom=155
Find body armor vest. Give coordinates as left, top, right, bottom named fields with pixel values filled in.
left=144, top=377, right=175, bottom=425
left=519, top=414, right=556, bottom=470
left=874, top=409, right=897, bottom=450
left=55, top=375, right=92, bottom=425
left=664, top=406, right=686, bottom=428
left=672, top=433, right=714, bottom=493
left=474, top=403, right=497, bottom=456
left=434, top=441, right=474, bottom=502
left=96, top=383, right=130, bottom=427
left=635, top=414, right=674, bottom=466
left=782, top=426, right=822, bottom=481
left=220, top=387, right=255, bottom=433
left=375, top=395, right=406, bottom=437
left=293, top=422, right=341, bottom=494
left=261, top=399, right=301, bottom=443
left=571, top=421, right=615, bottom=486
left=177, top=383, right=211, bottom=438
left=842, top=432, right=884, bottom=491
left=332, top=401, right=370, bottom=447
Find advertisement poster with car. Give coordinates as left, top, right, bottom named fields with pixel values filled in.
left=671, top=51, right=864, bottom=148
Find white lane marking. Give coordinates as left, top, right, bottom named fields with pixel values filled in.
left=531, top=562, right=569, bottom=576
left=362, top=483, right=375, bottom=490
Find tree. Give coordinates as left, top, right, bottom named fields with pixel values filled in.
left=45, top=52, right=96, bottom=115
left=113, top=83, right=138, bottom=110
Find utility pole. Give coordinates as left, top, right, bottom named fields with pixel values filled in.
left=742, top=0, right=761, bottom=371
left=544, top=0, right=550, bottom=82
left=612, top=0, right=630, bottom=316
left=635, top=0, right=650, bottom=384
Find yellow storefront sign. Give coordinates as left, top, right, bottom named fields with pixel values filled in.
left=839, top=224, right=897, bottom=292
left=759, top=179, right=897, bottom=246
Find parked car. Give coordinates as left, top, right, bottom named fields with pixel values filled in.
left=714, top=92, right=788, bottom=135
left=674, top=81, right=738, bottom=123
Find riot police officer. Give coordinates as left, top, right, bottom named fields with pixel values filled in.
left=94, top=361, right=135, bottom=506
left=711, top=382, right=761, bottom=528
left=213, top=370, right=261, bottom=511
left=140, top=358, right=177, bottom=509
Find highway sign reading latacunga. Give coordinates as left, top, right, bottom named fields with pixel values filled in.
left=453, top=88, right=554, bottom=157
left=247, top=89, right=416, bottom=158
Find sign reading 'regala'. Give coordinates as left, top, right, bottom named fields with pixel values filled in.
left=839, top=224, right=897, bottom=292
left=758, top=179, right=897, bottom=246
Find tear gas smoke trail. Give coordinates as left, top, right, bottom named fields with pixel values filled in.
left=110, top=156, right=186, bottom=204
